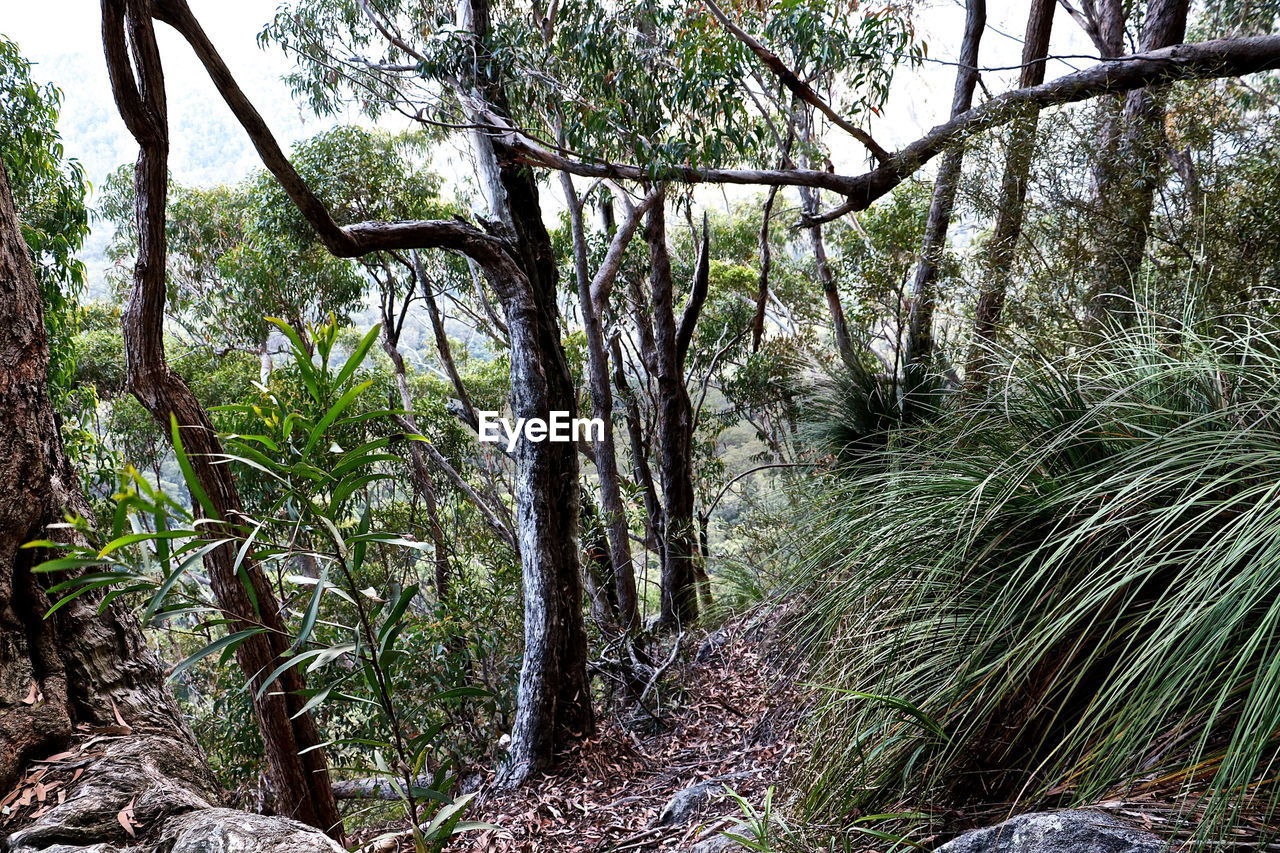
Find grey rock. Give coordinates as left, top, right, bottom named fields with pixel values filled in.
left=657, top=780, right=726, bottom=826
left=695, top=630, right=729, bottom=664
left=689, top=834, right=744, bottom=853
left=936, top=811, right=1165, bottom=853
left=656, top=772, right=754, bottom=827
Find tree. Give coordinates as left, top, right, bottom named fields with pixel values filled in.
left=0, top=36, right=89, bottom=398
left=108, top=0, right=595, bottom=787
left=1086, top=0, right=1192, bottom=321
left=98, top=163, right=367, bottom=354
left=901, top=0, right=985, bottom=390
left=965, top=0, right=1056, bottom=383
left=0, top=144, right=343, bottom=853
left=101, top=0, right=342, bottom=831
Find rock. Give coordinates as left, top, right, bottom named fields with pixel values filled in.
left=655, top=772, right=754, bottom=827
left=935, top=811, right=1166, bottom=853
left=695, top=630, right=728, bottom=664
left=689, top=834, right=744, bottom=852
left=657, top=780, right=725, bottom=826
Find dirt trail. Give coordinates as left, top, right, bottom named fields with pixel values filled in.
left=464, top=620, right=801, bottom=852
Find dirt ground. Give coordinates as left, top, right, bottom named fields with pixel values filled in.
left=422, top=618, right=802, bottom=852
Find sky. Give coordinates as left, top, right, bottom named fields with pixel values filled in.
left=2, top=0, right=336, bottom=189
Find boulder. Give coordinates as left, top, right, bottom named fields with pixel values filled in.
left=935, top=811, right=1165, bottom=853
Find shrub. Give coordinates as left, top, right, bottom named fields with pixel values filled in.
left=787, top=310, right=1280, bottom=842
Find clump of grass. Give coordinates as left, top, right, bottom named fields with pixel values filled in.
left=785, top=311, right=1280, bottom=843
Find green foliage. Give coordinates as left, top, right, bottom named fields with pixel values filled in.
left=261, top=0, right=918, bottom=173
left=30, top=319, right=492, bottom=848
left=0, top=36, right=90, bottom=399
left=787, top=309, right=1280, bottom=842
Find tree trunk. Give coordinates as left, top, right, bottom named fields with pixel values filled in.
left=965, top=0, right=1056, bottom=385
left=485, top=214, right=596, bottom=783
left=101, top=0, right=341, bottom=834
left=795, top=111, right=856, bottom=365
left=1086, top=0, right=1190, bottom=323
left=902, top=0, right=986, bottom=389
left=644, top=197, right=702, bottom=629
left=559, top=170, right=639, bottom=630
left=753, top=185, right=782, bottom=354
left=0, top=153, right=341, bottom=853
left=132, top=0, right=594, bottom=787
left=459, top=0, right=595, bottom=785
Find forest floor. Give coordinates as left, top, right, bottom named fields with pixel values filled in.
left=459, top=616, right=803, bottom=852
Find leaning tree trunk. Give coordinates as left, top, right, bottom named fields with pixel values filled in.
left=101, top=0, right=340, bottom=833
left=1086, top=0, right=1190, bottom=323
left=560, top=170, right=639, bottom=631
left=965, top=0, right=1056, bottom=385
left=902, top=0, right=986, bottom=395
left=0, top=156, right=341, bottom=853
left=117, top=0, right=594, bottom=789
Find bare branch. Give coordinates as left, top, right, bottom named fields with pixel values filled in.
left=589, top=188, right=661, bottom=312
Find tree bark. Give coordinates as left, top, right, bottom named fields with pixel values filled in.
left=101, top=0, right=341, bottom=834
left=801, top=185, right=857, bottom=365
left=902, top=0, right=986, bottom=388
left=0, top=151, right=341, bottom=853
left=965, top=0, right=1056, bottom=385
left=1086, top=0, right=1190, bottom=323
left=465, top=0, right=595, bottom=783
left=644, top=197, right=704, bottom=629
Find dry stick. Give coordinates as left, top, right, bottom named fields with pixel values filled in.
left=102, top=0, right=341, bottom=835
